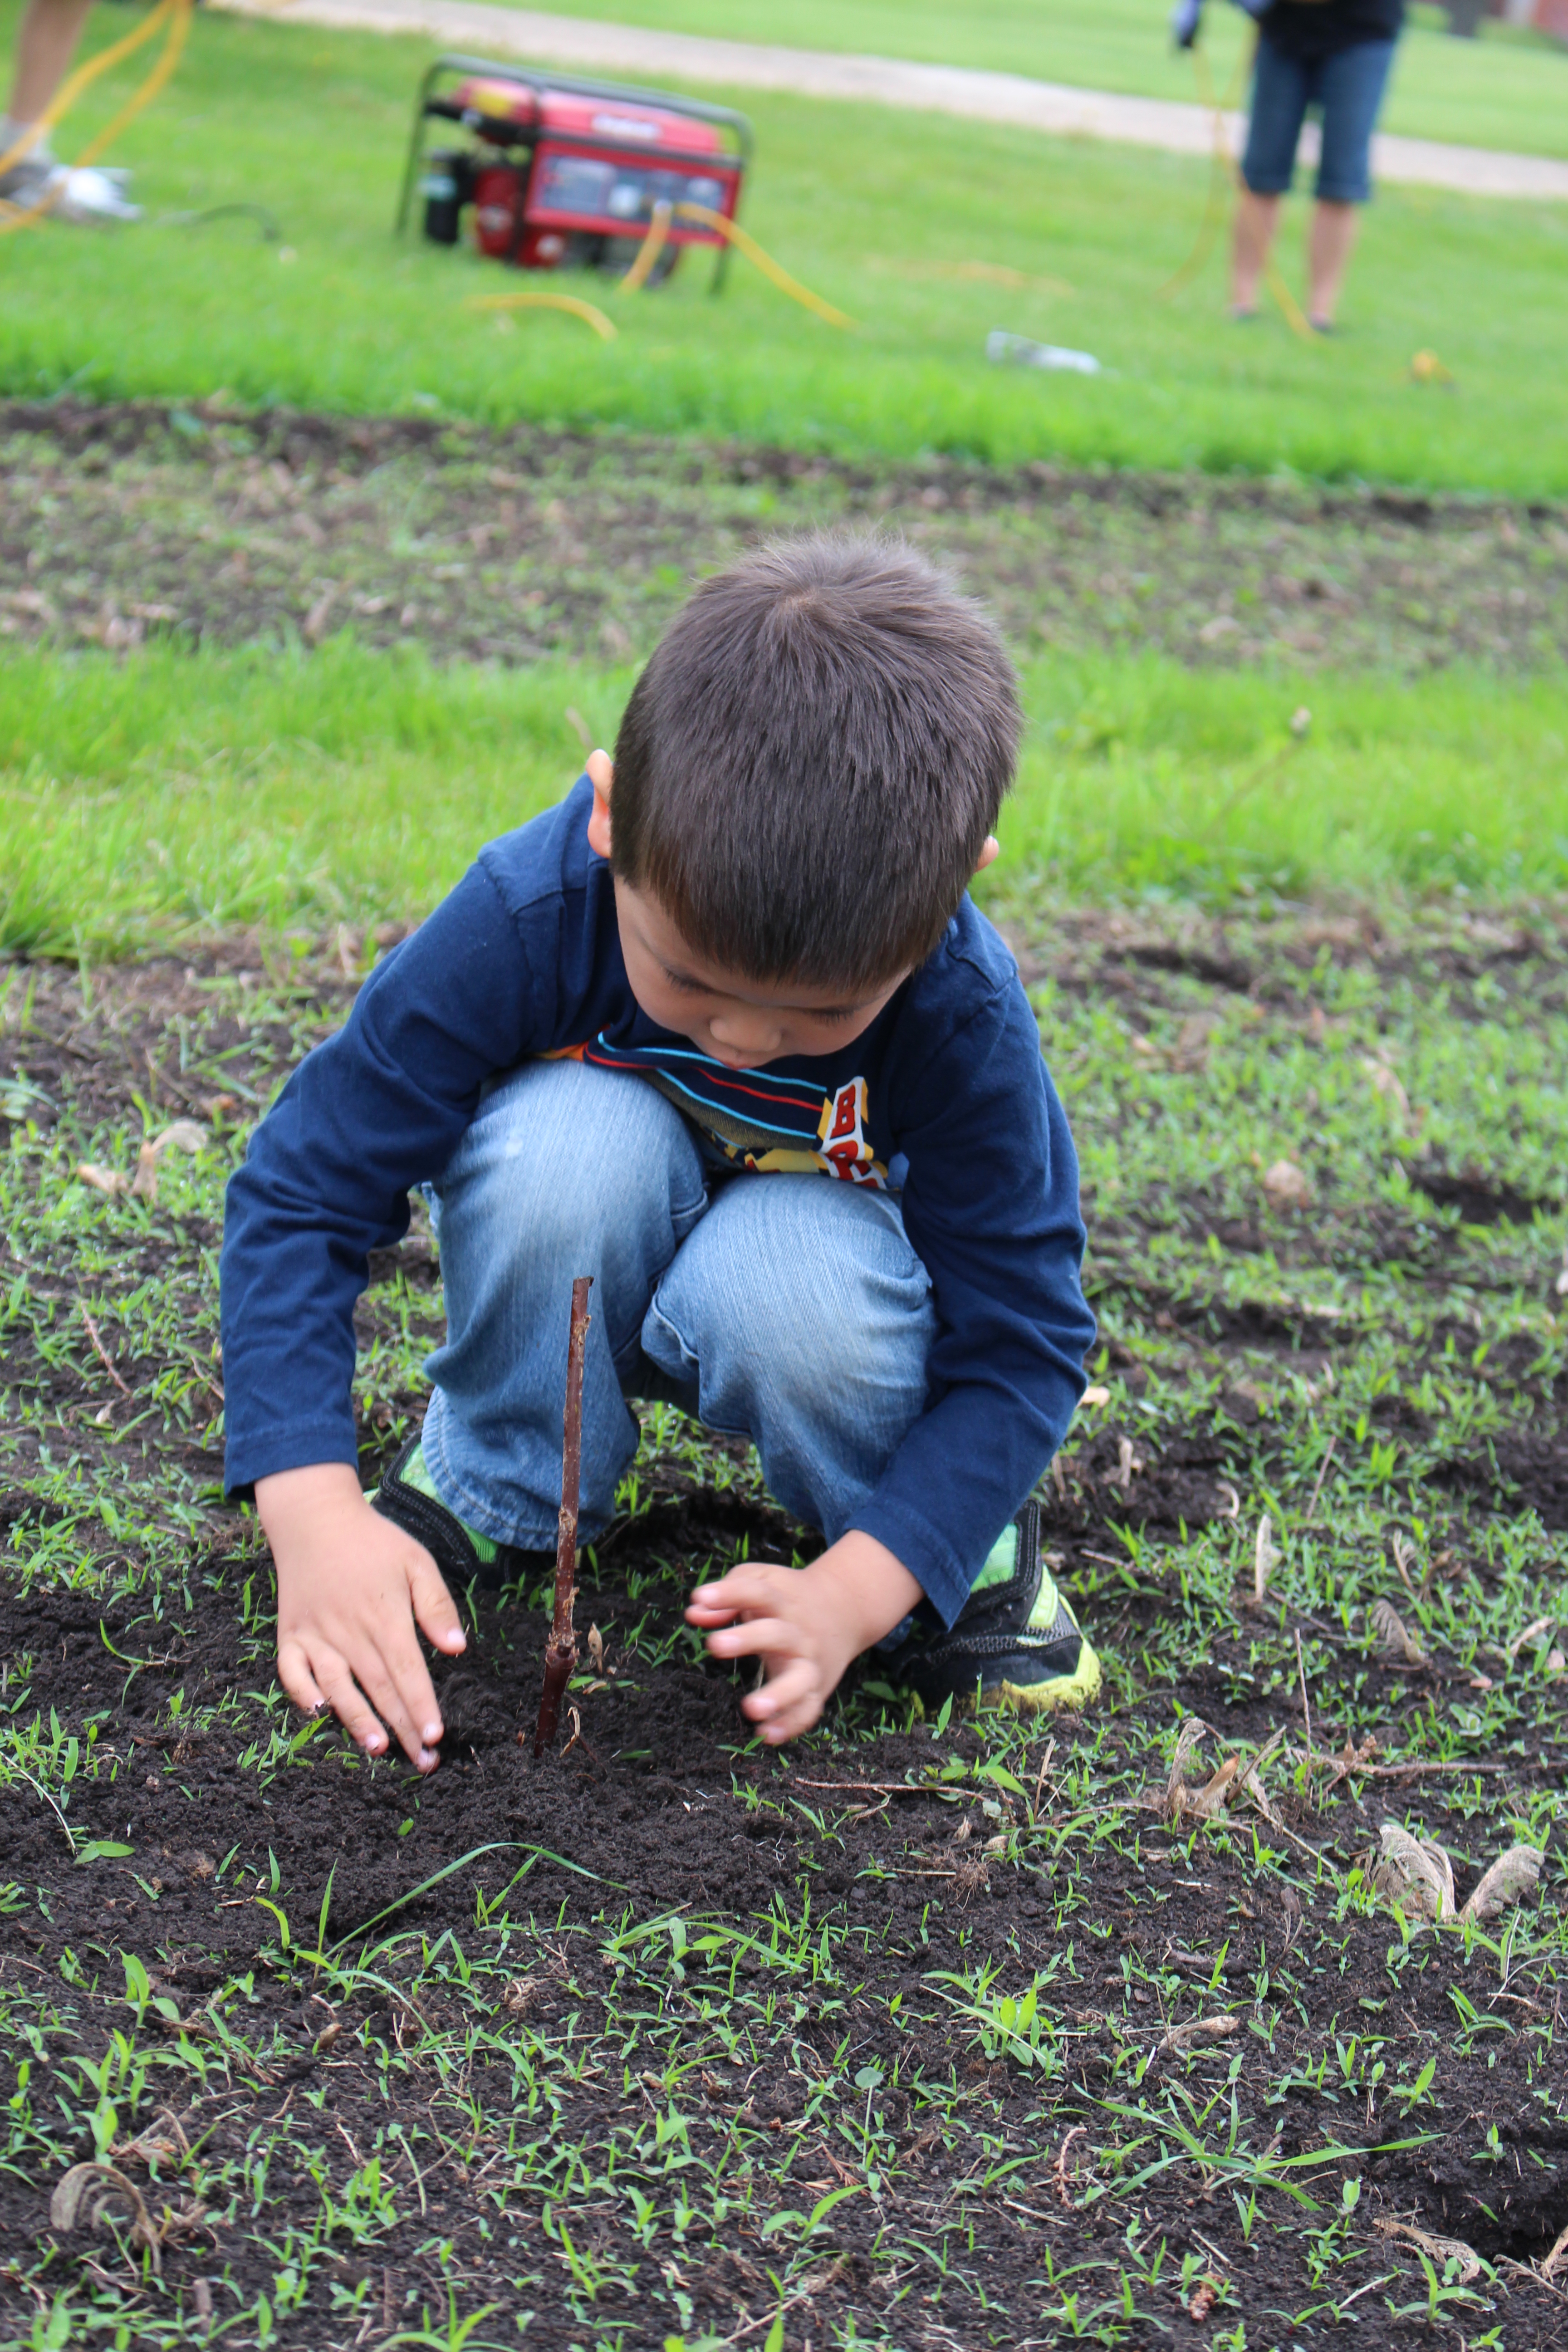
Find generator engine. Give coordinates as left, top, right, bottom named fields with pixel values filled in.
left=397, top=54, right=752, bottom=288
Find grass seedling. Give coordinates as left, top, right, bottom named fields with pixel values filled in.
left=533, top=1275, right=593, bottom=1760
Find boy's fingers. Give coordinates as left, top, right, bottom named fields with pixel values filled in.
left=310, top=1654, right=393, bottom=1759
left=691, top=1565, right=793, bottom=1616
left=703, top=1612, right=797, bottom=1663
left=742, top=1656, right=817, bottom=1724
left=406, top=1547, right=466, bottom=1655
left=276, top=1638, right=327, bottom=1720
left=685, top=1597, right=742, bottom=1627
left=359, top=1636, right=444, bottom=1769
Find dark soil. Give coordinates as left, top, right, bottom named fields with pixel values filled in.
left=4, top=920, right=1568, bottom=2349
left=1, top=397, right=1564, bottom=674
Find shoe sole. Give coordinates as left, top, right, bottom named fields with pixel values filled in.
left=990, top=1646, right=1102, bottom=1714
left=904, top=1640, right=1103, bottom=1719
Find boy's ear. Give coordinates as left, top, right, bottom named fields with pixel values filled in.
left=585, top=749, right=614, bottom=859
left=975, top=834, right=1000, bottom=875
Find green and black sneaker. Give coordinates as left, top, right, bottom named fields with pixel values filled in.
left=369, top=1436, right=549, bottom=1592
left=885, top=1500, right=1101, bottom=1716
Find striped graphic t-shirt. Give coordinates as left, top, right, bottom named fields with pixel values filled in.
left=559, top=1036, right=890, bottom=1186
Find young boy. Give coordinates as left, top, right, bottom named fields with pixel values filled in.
left=220, top=536, right=1099, bottom=1775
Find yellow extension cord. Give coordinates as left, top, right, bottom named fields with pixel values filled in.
left=1160, top=35, right=1314, bottom=343
left=0, top=0, right=194, bottom=238
left=467, top=286, right=619, bottom=340
left=470, top=190, right=854, bottom=338
left=661, top=198, right=855, bottom=328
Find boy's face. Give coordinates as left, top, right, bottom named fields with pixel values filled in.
left=586, top=750, right=998, bottom=1069
left=585, top=751, right=909, bottom=1068
left=613, top=872, right=906, bottom=1068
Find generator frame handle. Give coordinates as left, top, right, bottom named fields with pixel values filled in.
left=396, top=52, right=755, bottom=293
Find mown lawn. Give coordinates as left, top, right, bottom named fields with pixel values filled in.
left=484, top=0, right=1568, bottom=161
left=2, top=3, right=1568, bottom=490
left=0, top=400, right=1564, bottom=958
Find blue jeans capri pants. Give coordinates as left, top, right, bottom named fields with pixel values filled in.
left=1241, top=34, right=1396, bottom=205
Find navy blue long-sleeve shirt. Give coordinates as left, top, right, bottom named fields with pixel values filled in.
left=220, top=777, right=1094, bottom=1626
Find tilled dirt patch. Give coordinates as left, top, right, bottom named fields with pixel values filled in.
left=0, top=396, right=1564, bottom=674
left=2, top=916, right=1567, bottom=2348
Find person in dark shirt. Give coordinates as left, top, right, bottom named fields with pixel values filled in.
left=1231, top=0, right=1405, bottom=331
left=221, top=537, right=1100, bottom=1773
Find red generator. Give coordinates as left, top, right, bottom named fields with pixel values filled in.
left=396, top=54, right=752, bottom=289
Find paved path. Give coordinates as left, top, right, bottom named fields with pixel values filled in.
left=215, top=0, right=1568, bottom=201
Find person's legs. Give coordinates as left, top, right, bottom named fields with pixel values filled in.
left=0, top=0, right=144, bottom=222
left=1231, top=190, right=1283, bottom=318
left=6, top=0, right=93, bottom=133
left=641, top=1174, right=936, bottom=1547
left=1308, top=36, right=1396, bottom=327
left=1305, top=201, right=1359, bottom=328
left=1232, top=36, right=1309, bottom=316
left=421, top=1058, right=708, bottom=1547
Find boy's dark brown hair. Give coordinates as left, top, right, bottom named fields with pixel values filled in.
left=609, top=535, right=1019, bottom=991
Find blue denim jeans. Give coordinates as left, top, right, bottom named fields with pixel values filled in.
left=420, top=1056, right=937, bottom=1552
left=1241, top=34, right=1396, bottom=206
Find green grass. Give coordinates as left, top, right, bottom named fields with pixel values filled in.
left=491, top=0, right=1568, bottom=162
left=5, top=5, right=1568, bottom=492
left=2, top=904, right=1566, bottom=2348
left=2, top=639, right=1563, bottom=955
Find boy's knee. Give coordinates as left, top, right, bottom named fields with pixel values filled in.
left=651, top=1179, right=933, bottom=1407
left=436, top=1059, right=703, bottom=1258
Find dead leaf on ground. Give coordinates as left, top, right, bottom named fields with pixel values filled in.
left=131, top=1120, right=209, bottom=1204
left=1161, top=2014, right=1239, bottom=2053
left=1504, top=1615, right=1555, bottom=1667
left=1169, top=1014, right=1214, bottom=1071
left=1542, top=2217, right=1568, bottom=2282
left=1164, top=1718, right=1213, bottom=1807
left=1460, top=1843, right=1543, bottom=1924
left=1372, top=2215, right=1483, bottom=2284
left=1079, top=1384, right=1110, bottom=1409
left=1154, top=1718, right=1284, bottom=1829
left=77, top=1161, right=128, bottom=1196
left=1253, top=1513, right=1277, bottom=1605
left=303, top=588, right=337, bottom=643
left=1371, top=1597, right=1426, bottom=1666
left=1187, top=1757, right=1241, bottom=1819
left=80, top=1122, right=209, bottom=1205
left=1362, top=1055, right=1412, bottom=1122
left=1237, top=1729, right=1286, bottom=1824
left=49, top=2160, right=206, bottom=2270
left=1261, top=1157, right=1313, bottom=1209
left=1370, top=1823, right=1455, bottom=1923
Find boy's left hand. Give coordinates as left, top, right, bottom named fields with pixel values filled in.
left=686, top=1531, right=922, bottom=1744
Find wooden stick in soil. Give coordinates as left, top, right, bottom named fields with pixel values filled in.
left=533, top=1275, right=593, bottom=1760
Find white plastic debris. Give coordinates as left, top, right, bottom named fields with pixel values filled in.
left=986, top=329, right=1103, bottom=376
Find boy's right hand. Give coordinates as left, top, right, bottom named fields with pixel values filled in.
left=256, top=1463, right=467, bottom=1773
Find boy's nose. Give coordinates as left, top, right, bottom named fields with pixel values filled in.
left=708, top=1014, right=782, bottom=1063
